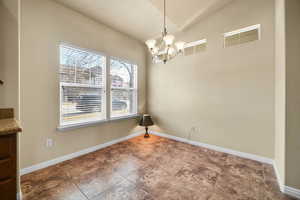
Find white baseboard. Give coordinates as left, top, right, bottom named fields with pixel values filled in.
left=17, top=192, right=20, bottom=200
left=284, top=186, right=300, bottom=199
left=20, top=129, right=300, bottom=199
left=20, top=131, right=144, bottom=175
left=273, top=161, right=285, bottom=192
left=150, top=131, right=273, bottom=165
left=151, top=131, right=300, bottom=199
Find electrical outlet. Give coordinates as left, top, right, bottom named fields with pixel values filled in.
left=191, top=126, right=200, bottom=133
left=46, top=138, right=54, bottom=148
left=191, top=127, right=195, bottom=132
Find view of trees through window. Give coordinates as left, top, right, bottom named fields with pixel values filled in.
left=60, top=45, right=106, bottom=126
left=59, top=45, right=138, bottom=127
left=110, top=58, right=137, bottom=118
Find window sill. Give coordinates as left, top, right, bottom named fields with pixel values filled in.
left=57, top=114, right=141, bottom=132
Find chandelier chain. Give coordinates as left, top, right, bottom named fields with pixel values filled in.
left=164, top=0, right=166, bottom=35
left=145, top=0, right=185, bottom=64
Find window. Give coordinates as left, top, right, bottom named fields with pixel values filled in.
left=59, top=45, right=106, bottom=127
left=184, top=39, right=207, bottom=56
left=223, top=24, right=261, bottom=48
left=59, top=44, right=138, bottom=128
left=110, top=58, right=138, bottom=118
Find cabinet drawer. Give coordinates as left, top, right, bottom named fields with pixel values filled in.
left=0, top=178, right=16, bottom=200
left=0, top=135, right=16, bottom=159
left=0, top=158, right=15, bottom=180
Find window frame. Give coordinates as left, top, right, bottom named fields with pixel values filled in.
left=109, top=56, right=138, bottom=120
left=58, top=43, right=107, bottom=128
left=58, top=43, right=139, bottom=131
left=223, top=24, right=261, bottom=48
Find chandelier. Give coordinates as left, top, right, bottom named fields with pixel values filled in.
left=145, top=0, right=185, bottom=64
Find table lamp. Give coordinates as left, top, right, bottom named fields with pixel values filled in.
left=139, top=114, right=154, bottom=138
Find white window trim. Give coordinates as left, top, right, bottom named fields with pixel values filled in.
left=57, top=114, right=140, bottom=131
left=57, top=43, right=139, bottom=131
left=60, top=82, right=104, bottom=88
left=184, top=39, right=207, bottom=49
left=58, top=43, right=107, bottom=128
left=106, top=55, right=111, bottom=121
left=223, top=24, right=261, bottom=39
left=109, top=56, right=138, bottom=119
left=222, top=24, right=261, bottom=48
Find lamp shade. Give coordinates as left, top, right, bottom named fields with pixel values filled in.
left=175, top=41, right=185, bottom=51
left=168, top=47, right=175, bottom=55
left=139, top=114, right=154, bottom=127
left=145, top=39, right=156, bottom=49
left=163, top=34, right=175, bottom=46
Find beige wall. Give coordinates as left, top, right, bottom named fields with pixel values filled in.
left=285, top=0, right=300, bottom=189
left=148, top=0, right=275, bottom=158
left=0, top=0, right=21, bottom=195
left=0, top=0, right=19, bottom=116
left=274, top=0, right=286, bottom=186
left=20, top=0, right=146, bottom=168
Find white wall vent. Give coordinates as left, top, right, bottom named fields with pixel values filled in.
left=223, top=24, right=261, bottom=48
left=184, top=39, right=207, bottom=56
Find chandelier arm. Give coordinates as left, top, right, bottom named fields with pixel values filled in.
left=146, top=0, right=185, bottom=64
left=158, top=38, right=164, bottom=52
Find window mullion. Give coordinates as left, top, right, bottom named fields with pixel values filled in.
left=106, top=55, right=111, bottom=120
left=59, top=82, right=62, bottom=126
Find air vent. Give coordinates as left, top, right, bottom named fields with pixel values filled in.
left=184, top=39, right=207, bottom=56
left=224, top=24, right=261, bottom=48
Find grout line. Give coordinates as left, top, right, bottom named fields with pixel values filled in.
left=21, top=131, right=144, bottom=175
left=117, top=170, right=155, bottom=199
left=58, top=164, right=91, bottom=200
left=21, top=134, right=296, bottom=199
left=150, top=131, right=273, bottom=165
left=73, top=180, right=90, bottom=200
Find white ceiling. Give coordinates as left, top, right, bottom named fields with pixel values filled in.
left=54, top=0, right=234, bottom=42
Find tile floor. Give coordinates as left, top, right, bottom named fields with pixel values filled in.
left=21, top=135, right=296, bottom=200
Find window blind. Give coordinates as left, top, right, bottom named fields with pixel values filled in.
left=224, top=24, right=261, bottom=48
left=184, top=39, right=207, bottom=56
left=59, top=45, right=106, bottom=126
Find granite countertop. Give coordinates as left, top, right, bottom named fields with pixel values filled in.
left=0, top=108, right=22, bottom=136
left=0, top=118, right=22, bottom=136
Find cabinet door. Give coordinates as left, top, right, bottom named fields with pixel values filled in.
left=0, top=178, right=17, bottom=200
left=0, top=135, right=13, bottom=160
left=0, top=134, right=17, bottom=200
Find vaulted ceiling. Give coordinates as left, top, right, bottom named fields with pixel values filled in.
left=54, top=0, right=234, bottom=42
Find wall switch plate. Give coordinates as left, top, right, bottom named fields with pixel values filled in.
left=46, top=138, right=54, bottom=147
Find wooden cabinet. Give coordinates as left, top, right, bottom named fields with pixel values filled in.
left=0, top=109, right=21, bottom=200
left=0, top=134, right=17, bottom=200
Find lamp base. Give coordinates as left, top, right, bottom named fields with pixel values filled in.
left=144, top=132, right=150, bottom=138
left=144, top=127, right=150, bottom=138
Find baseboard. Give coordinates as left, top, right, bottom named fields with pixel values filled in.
left=273, top=162, right=300, bottom=199
left=273, top=161, right=285, bottom=192
left=150, top=131, right=273, bottom=165
left=20, top=131, right=144, bottom=175
left=150, top=131, right=300, bottom=199
left=17, top=192, right=21, bottom=200
left=20, top=129, right=300, bottom=199
left=284, top=186, right=300, bottom=199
